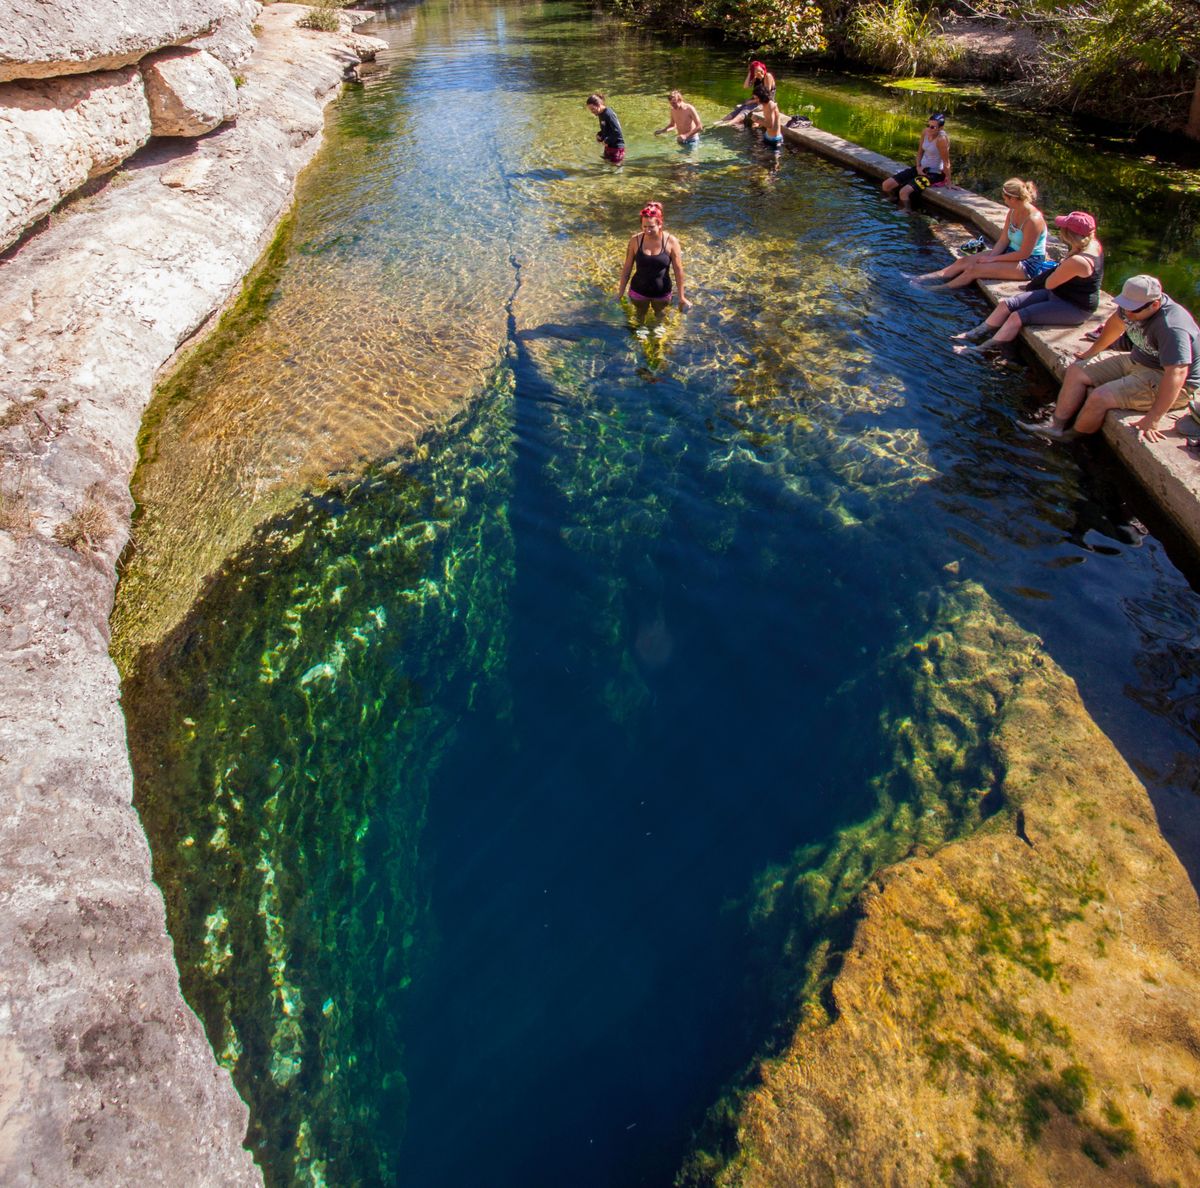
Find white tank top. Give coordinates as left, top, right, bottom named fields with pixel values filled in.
left=920, top=133, right=944, bottom=172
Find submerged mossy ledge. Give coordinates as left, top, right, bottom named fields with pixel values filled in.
left=695, top=582, right=1200, bottom=1186
left=0, top=7, right=385, bottom=1183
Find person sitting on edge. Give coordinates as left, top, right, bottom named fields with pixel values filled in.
left=911, top=177, right=1057, bottom=290
left=655, top=91, right=703, bottom=146
left=1019, top=275, right=1200, bottom=443
left=952, top=211, right=1104, bottom=353
left=586, top=93, right=625, bottom=164
left=882, top=113, right=950, bottom=206
left=617, top=201, right=692, bottom=326
left=716, top=60, right=776, bottom=127
left=753, top=98, right=784, bottom=151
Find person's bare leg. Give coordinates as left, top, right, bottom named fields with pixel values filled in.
left=1072, top=384, right=1122, bottom=434
left=930, top=260, right=1025, bottom=291
left=914, top=258, right=968, bottom=284
left=1052, top=364, right=1094, bottom=422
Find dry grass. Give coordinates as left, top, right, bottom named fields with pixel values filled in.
left=53, top=496, right=111, bottom=553
left=0, top=401, right=31, bottom=431
left=0, top=488, right=32, bottom=537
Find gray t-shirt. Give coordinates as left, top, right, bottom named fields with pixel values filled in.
left=1120, top=295, right=1200, bottom=387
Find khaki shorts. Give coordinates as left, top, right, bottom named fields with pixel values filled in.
left=1081, top=354, right=1195, bottom=411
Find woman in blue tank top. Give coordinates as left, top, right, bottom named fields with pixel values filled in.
left=912, top=177, right=1057, bottom=291
left=952, top=211, right=1105, bottom=353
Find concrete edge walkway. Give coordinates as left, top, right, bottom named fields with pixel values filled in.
left=0, top=8, right=385, bottom=1184
left=782, top=120, right=1200, bottom=551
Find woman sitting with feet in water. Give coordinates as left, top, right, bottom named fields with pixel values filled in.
left=952, top=211, right=1104, bottom=354
left=716, top=60, right=776, bottom=128
left=617, top=201, right=691, bottom=327
left=912, top=178, right=1058, bottom=291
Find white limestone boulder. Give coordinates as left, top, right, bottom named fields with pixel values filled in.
left=187, top=0, right=263, bottom=71
left=141, top=48, right=238, bottom=138
left=0, top=68, right=151, bottom=252
left=0, top=0, right=243, bottom=82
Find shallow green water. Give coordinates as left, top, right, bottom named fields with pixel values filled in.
left=115, top=3, right=1200, bottom=1185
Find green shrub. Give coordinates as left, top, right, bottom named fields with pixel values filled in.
left=848, top=0, right=950, bottom=76
left=297, top=5, right=341, bottom=32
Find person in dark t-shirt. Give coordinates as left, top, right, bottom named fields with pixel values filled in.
left=1020, top=274, right=1200, bottom=443
left=586, top=93, right=624, bottom=165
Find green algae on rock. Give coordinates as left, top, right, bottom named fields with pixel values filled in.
left=121, top=381, right=515, bottom=1185
left=704, top=583, right=1200, bottom=1188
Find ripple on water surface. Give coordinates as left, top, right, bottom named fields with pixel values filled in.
left=115, top=2, right=1200, bottom=1185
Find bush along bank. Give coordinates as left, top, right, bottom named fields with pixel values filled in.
left=601, top=0, right=1200, bottom=138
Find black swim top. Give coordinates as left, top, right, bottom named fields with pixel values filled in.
left=1053, top=251, right=1104, bottom=311
left=631, top=233, right=672, bottom=299
left=753, top=76, right=776, bottom=104
left=596, top=107, right=624, bottom=148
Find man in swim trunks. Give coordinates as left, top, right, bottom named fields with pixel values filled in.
left=655, top=91, right=703, bottom=146
left=753, top=98, right=783, bottom=150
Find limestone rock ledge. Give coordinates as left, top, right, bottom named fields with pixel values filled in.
left=0, top=0, right=247, bottom=82
left=718, top=588, right=1200, bottom=1187
left=0, top=68, right=153, bottom=252
left=0, top=7, right=385, bottom=1184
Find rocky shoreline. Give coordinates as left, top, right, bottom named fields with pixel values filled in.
left=0, top=7, right=383, bottom=1182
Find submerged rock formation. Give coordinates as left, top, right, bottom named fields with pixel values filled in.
left=716, top=584, right=1200, bottom=1187
left=0, top=6, right=385, bottom=1184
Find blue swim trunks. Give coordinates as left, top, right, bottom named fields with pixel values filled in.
left=763, top=133, right=783, bottom=149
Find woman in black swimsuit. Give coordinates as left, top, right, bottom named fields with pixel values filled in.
left=617, top=202, right=691, bottom=325
left=717, top=60, right=776, bottom=128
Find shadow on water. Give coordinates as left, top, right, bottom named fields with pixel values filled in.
left=116, top=2, right=1200, bottom=1186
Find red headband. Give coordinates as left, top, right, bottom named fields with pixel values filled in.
left=640, top=203, right=663, bottom=219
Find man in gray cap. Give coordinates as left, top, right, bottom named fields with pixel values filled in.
left=1020, top=274, right=1200, bottom=442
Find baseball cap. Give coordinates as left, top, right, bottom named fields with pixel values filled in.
left=1053, top=211, right=1096, bottom=236
left=1113, top=275, right=1163, bottom=309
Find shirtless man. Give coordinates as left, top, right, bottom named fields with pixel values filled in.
left=753, top=98, right=783, bottom=151
left=655, top=91, right=703, bottom=146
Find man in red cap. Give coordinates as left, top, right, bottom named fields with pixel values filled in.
left=1020, top=274, right=1200, bottom=443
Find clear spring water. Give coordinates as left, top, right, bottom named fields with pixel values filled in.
left=114, top=2, right=1200, bottom=1184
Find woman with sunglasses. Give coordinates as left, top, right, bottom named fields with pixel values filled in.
left=952, top=211, right=1104, bottom=353
left=617, top=201, right=691, bottom=326
left=912, top=177, right=1056, bottom=290
left=882, top=113, right=950, bottom=206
